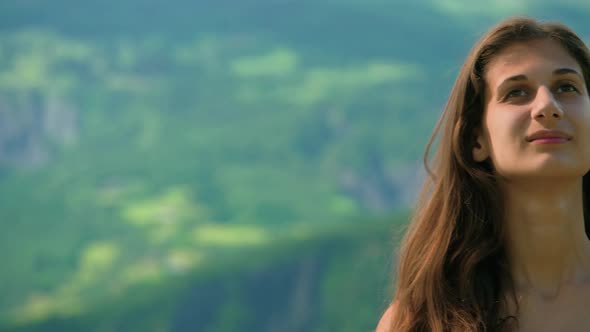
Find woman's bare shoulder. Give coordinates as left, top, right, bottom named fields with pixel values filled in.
left=375, top=301, right=398, bottom=332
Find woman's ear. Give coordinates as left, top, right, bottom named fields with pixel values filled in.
left=472, top=129, right=489, bottom=162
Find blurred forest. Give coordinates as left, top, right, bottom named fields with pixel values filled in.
left=1, top=1, right=590, bottom=331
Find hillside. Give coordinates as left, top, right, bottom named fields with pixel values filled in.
left=1, top=1, right=590, bottom=330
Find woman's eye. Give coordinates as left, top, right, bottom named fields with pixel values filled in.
left=557, top=83, right=578, bottom=93
left=506, top=89, right=527, bottom=99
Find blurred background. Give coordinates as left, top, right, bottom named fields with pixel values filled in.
left=1, top=1, right=589, bottom=331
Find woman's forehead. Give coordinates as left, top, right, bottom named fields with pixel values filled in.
left=484, top=39, right=582, bottom=86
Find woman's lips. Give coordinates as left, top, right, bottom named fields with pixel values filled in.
left=530, top=137, right=570, bottom=144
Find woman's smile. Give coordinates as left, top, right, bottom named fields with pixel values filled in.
left=530, top=137, right=569, bottom=144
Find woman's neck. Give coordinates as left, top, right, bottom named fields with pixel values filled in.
left=501, top=178, right=590, bottom=299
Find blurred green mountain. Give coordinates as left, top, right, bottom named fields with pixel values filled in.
left=1, top=1, right=590, bottom=331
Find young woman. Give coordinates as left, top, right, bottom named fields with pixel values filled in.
left=377, top=17, right=590, bottom=331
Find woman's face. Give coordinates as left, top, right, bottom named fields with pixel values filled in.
left=474, top=39, right=590, bottom=180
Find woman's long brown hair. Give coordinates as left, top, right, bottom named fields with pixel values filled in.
left=389, top=17, right=590, bottom=331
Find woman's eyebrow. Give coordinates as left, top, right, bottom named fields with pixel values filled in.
left=553, top=67, right=583, bottom=79
left=495, top=67, right=584, bottom=94
left=495, top=74, right=527, bottom=95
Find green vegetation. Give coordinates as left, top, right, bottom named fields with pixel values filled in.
left=1, top=1, right=590, bottom=331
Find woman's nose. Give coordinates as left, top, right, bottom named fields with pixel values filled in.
left=531, top=85, right=564, bottom=120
